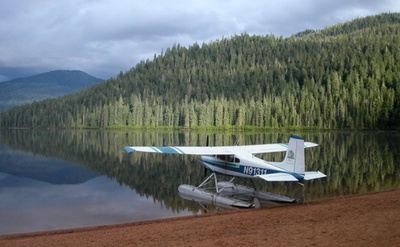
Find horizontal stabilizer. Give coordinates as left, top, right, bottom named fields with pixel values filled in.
left=304, top=171, right=327, bottom=180
left=256, top=173, right=299, bottom=182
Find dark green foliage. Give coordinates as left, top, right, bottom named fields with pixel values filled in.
left=1, top=13, right=399, bottom=129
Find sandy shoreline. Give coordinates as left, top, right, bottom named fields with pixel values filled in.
left=1, top=189, right=399, bottom=246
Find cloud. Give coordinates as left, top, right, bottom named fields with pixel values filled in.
left=0, top=0, right=399, bottom=81
left=0, top=173, right=190, bottom=234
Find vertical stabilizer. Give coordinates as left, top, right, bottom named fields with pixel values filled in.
left=258, top=134, right=327, bottom=182
left=276, top=134, right=305, bottom=174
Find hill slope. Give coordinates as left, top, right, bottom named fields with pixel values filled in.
left=0, top=70, right=103, bottom=112
left=0, top=13, right=399, bottom=129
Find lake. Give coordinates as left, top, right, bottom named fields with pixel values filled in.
left=0, top=129, right=399, bottom=235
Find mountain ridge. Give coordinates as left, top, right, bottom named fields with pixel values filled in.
left=0, top=70, right=103, bottom=112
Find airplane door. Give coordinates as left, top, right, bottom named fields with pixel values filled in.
left=216, top=155, right=228, bottom=174
left=216, top=155, right=235, bottom=175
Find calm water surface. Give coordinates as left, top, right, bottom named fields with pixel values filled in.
left=0, top=130, right=399, bottom=234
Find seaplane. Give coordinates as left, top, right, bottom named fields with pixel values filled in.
left=124, top=134, right=326, bottom=208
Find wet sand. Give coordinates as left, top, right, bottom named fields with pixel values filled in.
left=1, top=189, right=399, bottom=246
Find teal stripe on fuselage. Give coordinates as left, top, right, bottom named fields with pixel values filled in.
left=203, top=159, right=303, bottom=180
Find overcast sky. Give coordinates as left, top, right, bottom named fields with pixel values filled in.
left=0, top=0, right=399, bottom=82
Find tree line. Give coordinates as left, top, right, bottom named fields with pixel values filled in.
left=1, top=130, right=398, bottom=209
left=0, top=13, right=399, bottom=129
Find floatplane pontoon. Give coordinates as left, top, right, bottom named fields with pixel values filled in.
left=124, top=134, right=326, bottom=208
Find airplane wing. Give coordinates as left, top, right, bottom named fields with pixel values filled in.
left=124, top=141, right=318, bottom=155
left=124, top=146, right=234, bottom=155
left=232, top=142, right=318, bottom=154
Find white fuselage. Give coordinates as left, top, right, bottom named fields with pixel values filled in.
left=201, top=154, right=286, bottom=178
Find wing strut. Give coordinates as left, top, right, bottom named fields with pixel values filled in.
left=197, top=172, right=235, bottom=193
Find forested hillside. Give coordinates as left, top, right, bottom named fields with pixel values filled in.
left=0, top=70, right=103, bottom=112
left=0, top=13, right=399, bottom=129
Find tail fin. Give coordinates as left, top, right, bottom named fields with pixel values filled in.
left=258, top=134, right=326, bottom=182
left=274, top=134, right=305, bottom=174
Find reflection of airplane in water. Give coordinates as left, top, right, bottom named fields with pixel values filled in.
left=124, top=134, right=326, bottom=208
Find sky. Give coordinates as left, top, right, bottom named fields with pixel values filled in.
left=0, top=0, right=399, bottom=82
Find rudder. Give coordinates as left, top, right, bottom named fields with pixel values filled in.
left=278, top=134, right=305, bottom=174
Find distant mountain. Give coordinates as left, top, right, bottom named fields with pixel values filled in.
left=0, top=70, right=103, bottom=112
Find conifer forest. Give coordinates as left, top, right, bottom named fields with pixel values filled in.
left=1, top=13, right=399, bottom=130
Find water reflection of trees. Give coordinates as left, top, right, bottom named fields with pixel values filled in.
left=0, top=130, right=399, bottom=211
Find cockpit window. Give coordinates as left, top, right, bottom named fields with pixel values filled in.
left=216, top=155, right=240, bottom=163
